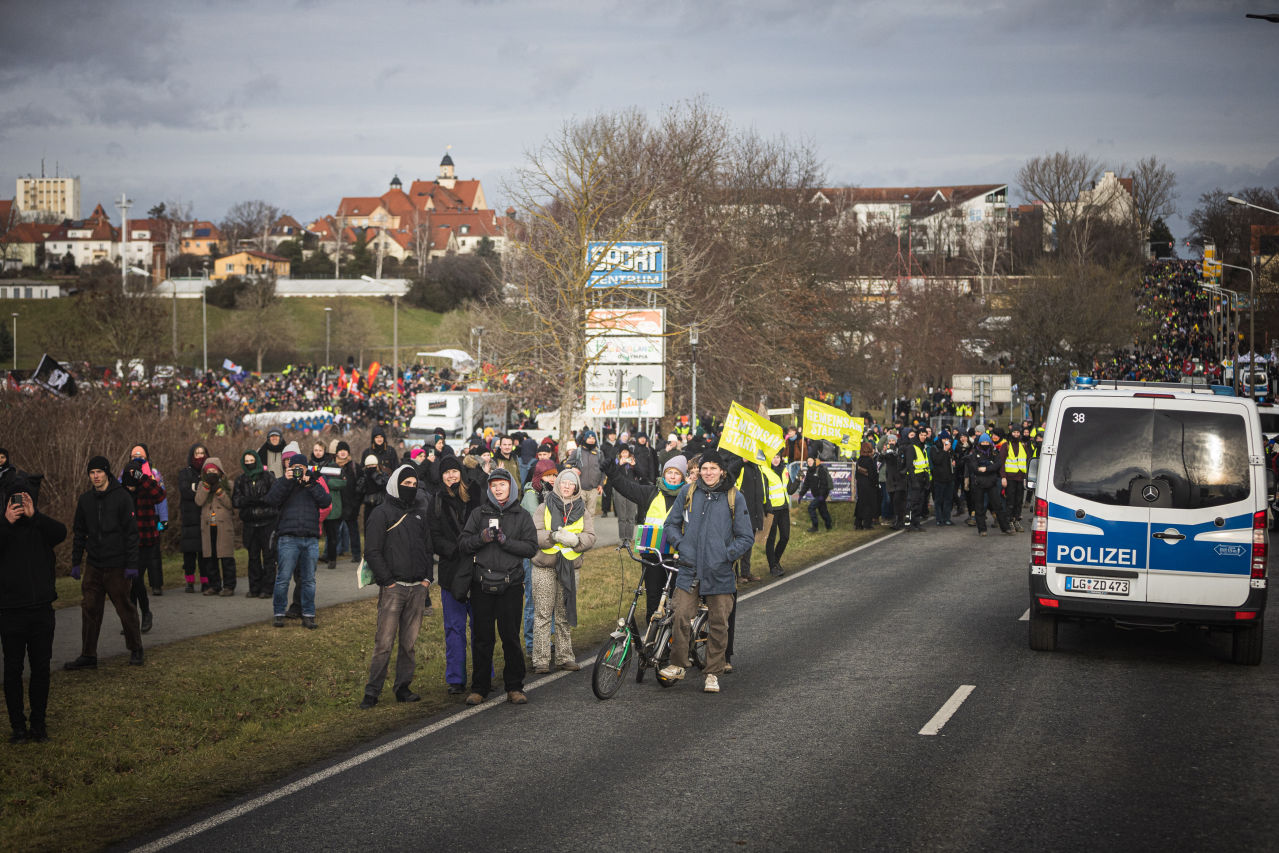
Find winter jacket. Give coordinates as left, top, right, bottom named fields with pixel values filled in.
left=966, top=446, right=1002, bottom=488
left=232, top=469, right=279, bottom=527
left=798, top=464, right=834, bottom=501
left=332, top=459, right=360, bottom=520
left=72, top=480, right=139, bottom=570
left=258, top=438, right=286, bottom=479
left=531, top=473, right=597, bottom=570
left=176, top=444, right=208, bottom=552
left=430, top=482, right=481, bottom=598
left=0, top=508, right=66, bottom=610
left=265, top=475, right=331, bottom=539
left=663, top=478, right=754, bottom=597
left=568, top=444, right=603, bottom=490
left=881, top=447, right=906, bottom=494
left=632, top=440, right=658, bottom=485
left=492, top=449, right=521, bottom=486
left=928, top=448, right=955, bottom=484
left=460, top=488, right=538, bottom=591
left=358, top=466, right=389, bottom=511
left=195, top=458, right=236, bottom=558
left=361, top=429, right=399, bottom=472
left=365, top=473, right=433, bottom=586
left=122, top=472, right=166, bottom=547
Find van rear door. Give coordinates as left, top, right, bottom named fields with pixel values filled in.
left=1144, top=400, right=1254, bottom=607
left=1044, top=399, right=1153, bottom=602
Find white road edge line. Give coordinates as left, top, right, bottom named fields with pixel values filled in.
left=1018, top=608, right=1030, bottom=622
left=131, top=530, right=902, bottom=852
left=919, top=685, right=976, bottom=736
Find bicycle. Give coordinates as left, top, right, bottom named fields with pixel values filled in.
left=591, top=538, right=709, bottom=700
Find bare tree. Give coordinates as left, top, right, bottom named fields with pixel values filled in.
left=1017, top=150, right=1124, bottom=263
left=221, top=200, right=282, bottom=254
left=410, top=208, right=432, bottom=278
left=228, top=276, right=294, bottom=373
left=1129, top=156, right=1178, bottom=249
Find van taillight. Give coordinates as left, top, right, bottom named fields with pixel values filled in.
left=1252, top=511, right=1268, bottom=580
left=1031, top=497, right=1048, bottom=567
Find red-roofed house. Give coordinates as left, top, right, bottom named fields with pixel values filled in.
left=2, top=221, right=55, bottom=269
left=180, top=221, right=223, bottom=256
left=212, top=250, right=291, bottom=281
left=43, top=204, right=120, bottom=269
left=268, top=214, right=305, bottom=249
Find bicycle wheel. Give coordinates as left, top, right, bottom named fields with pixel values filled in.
left=591, top=634, right=634, bottom=700
left=690, top=613, right=709, bottom=670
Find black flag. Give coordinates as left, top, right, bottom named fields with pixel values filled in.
left=32, top=354, right=77, bottom=397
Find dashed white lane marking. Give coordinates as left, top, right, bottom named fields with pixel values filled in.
left=1019, top=608, right=1030, bottom=622
left=132, top=532, right=904, bottom=851
left=919, top=685, right=976, bottom=736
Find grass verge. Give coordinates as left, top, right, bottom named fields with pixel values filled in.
left=3, top=503, right=882, bottom=852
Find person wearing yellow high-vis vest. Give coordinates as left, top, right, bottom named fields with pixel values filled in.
left=530, top=469, right=597, bottom=673
left=904, top=428, right=931, bottom=532
left=600, top=453, right=689, bottom=624
left=761, top=453, right=791, bottom=576
left=1001, top=424, right=1031, bottom=533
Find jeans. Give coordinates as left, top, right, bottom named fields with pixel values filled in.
left=441, top=588, right=475, bottom=688
left=364, top=584, right=427, bottom=698
left=933, top=482, right=955, bottom=524
left=274, top=536, right=318, bottom=618
left=807, top=498, right=832, bottom=530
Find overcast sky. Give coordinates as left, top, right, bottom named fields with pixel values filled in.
left=2, top=0, right=1276, bottom=243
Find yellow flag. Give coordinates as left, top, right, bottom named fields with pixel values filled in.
left=718, top=401, right=785, bottom=465
left=803, top=397, right=864, bottom=454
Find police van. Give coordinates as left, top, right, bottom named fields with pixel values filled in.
left=1027, top=377, right=1272, bottom=664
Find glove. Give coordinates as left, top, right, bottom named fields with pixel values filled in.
left=125, top=568, right=139, bottom=580
left=560, top=531, right=579, bottom=548
left=71, top=565, right=82, bottom=580
left=157, top=521, right=166, bottom=532
left=480, top=526, right=498, bottom=543
left=495, top=528, right=507, bottom=545
left=127, top=467, right=144, bottom=483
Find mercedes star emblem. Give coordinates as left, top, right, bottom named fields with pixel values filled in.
left=1142, top=485, right=1160, bottom=503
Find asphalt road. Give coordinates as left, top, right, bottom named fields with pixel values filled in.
left=122, top=524, right=1279, bottom=852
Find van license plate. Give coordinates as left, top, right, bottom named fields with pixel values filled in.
left=1065, top=576, right=1130, bottom=595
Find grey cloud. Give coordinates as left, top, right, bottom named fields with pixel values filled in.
left=68, top=85, right=217, bottom=131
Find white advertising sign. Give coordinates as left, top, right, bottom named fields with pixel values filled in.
left=586, top=308, right=664, bottom=336
left=585, top=335, right=663, bottom=364
left=585, top=390, right=666, bottom=419
left=585, top=362, right=665, bottom=393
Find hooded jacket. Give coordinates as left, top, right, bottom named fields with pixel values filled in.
left=663, top=476, right=755, bottom=597
left=121, top=459, right=166, bottom=547
left=258, top=432, right=287, bottom=479
left=0, top=495, right=67, bottom=610
left=365, top=465, right=433, bottom=586
left=72, top=478, right=139, bottom=570
left=232, top=450, right=279, bottom=527
left=965, top=442, right=1002, bottom=488
left=361, top=427, right=399, bottom=472
left=176, top=443, right=209, bottom=552
left=532, top=470, right=597, bottom=570
left=460, top=476, right=538, bottom=589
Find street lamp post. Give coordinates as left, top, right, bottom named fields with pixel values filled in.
left=1229, top=196, right=1279, bottom=217
left=201, top=258, right=209, bottom=374
left=1218, top=260, right=1256, bottom=395
left=689, top=324, right=698, bottom=433
left=472, top=326, right=485, bottom=373
left=324, top=306, right=332, bottom=366
left=10, top=313, right=16, bottom=370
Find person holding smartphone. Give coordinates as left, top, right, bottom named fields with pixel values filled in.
left=2, top=480, right=66, bottom=743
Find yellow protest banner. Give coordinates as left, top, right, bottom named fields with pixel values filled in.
left=717, top=401, right=785, bottom=465
left=803, top=397, right=864, bottom=455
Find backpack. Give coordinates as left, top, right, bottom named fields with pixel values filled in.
left=684, top=482, right=737, bottom=520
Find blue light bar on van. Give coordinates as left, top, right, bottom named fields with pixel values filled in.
left=1071, top=376, right=1098, bottom=389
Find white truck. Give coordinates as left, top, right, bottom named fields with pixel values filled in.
left=407, top=391, right=508, bottom=443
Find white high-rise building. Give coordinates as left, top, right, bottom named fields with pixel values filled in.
left=16, top=174, right=81, bottom=221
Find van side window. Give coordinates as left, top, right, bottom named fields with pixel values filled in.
left=1151, top=410, right=1249, bottom=509
left=1054, top=407, right=1150, bottom=505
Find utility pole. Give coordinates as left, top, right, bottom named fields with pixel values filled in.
left=115, top=193, right=132, bottom=295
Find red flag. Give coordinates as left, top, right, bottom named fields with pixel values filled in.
left=366, top=361, right=381, bottom=390
left=338, top=366, right=347, bottom=391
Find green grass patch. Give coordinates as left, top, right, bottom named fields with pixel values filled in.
left=3, top=502, right=879, bottom=852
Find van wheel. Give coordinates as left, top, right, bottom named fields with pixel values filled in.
left=1231, top=621, right=1263, bottom=665
left=1029, top=610, right=1058, bottom=651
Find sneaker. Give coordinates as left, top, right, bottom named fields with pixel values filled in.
left=395, top=690, right=421, bottom=703
left=219, top=588, right=234, bottom=597
left=703, top=674, right=720, bottom=693
left=723, top=662, right=734, bottom=674
left=447, top=683, right=466, bottom=695
left=302, top=616, right=318, bottom=630
left=185, top=582, right=195, bottom=593
left=129, top=649, right=144, bottom=666
left=465, top=693, right=485, bottom=706
left=273, top=616, right=285, bottom=628
left=1014, top=521, right=1024, bottom=533
left=658, top=664, right=686, bottom=681
left=558, top=661, right=581, bottom=672
left=807, top=526, right=819, bottom=533
left=63, top=655, right=97, bottom=671
left=739, top=574, right=758, bottom=583
left=533, top=664, right=551, bottom=674
left=770, top=566, right=784, bottom=577
left=151, top=587, right=163, bottom=596
left=980, top=531, right=988, bottom=537
left=506, top=691, right=528, bottom=704
left=358, top=694, right=378, bottom=710
left=141, top=611, right=153, bottom=633
left=202, top=588, right=218, bottom=596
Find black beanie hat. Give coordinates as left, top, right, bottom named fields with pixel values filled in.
left=336, top=440, right=350, bottom=454
left=438, top=456, right=462, bottom=477
left=87, top=455, right=112, bottom=475
left=699, top=448, right=725, bottom=470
